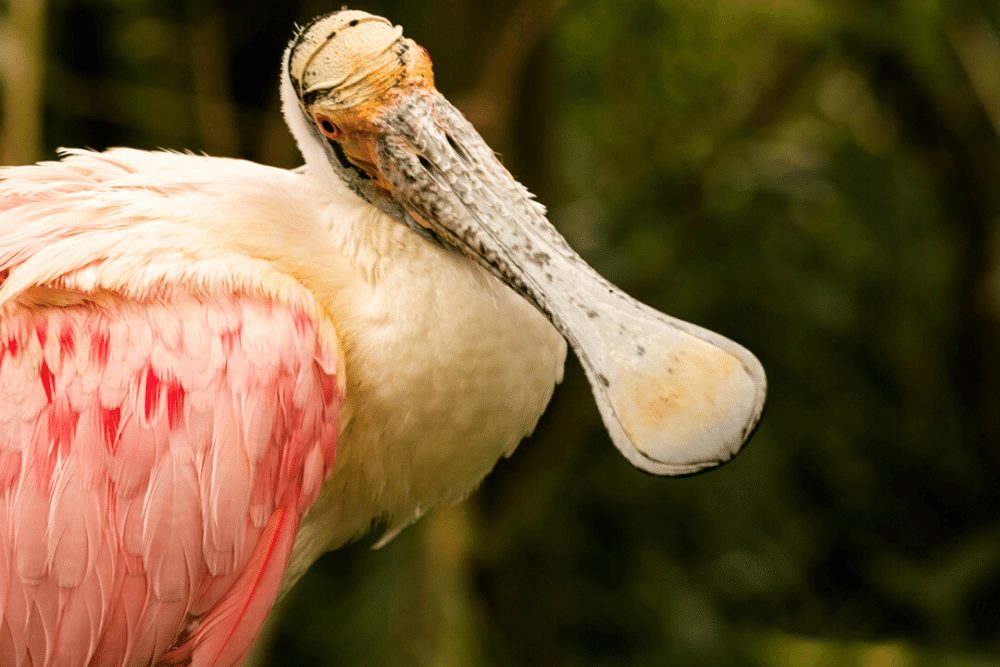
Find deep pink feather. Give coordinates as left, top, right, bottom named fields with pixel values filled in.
left=0, top=293, right=341, bottom=666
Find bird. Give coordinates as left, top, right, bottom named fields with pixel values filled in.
left=0, top=8, right=766, bottom=666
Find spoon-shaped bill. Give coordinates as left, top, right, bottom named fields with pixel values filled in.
left=566, top=286, right=765, bottom=475
left=374, top=90, right=767, bottom=475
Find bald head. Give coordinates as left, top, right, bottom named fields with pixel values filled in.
left=287, top=10, right=431, bottom=112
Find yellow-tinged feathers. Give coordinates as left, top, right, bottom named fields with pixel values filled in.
left=0, top=147, right=566, bottom=594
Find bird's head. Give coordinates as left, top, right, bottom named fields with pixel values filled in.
left=281, top=9, right=767, bottom=476
left=283, top=11, right=433, bottom=225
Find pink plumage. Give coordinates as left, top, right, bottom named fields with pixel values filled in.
left=0, top=261, right=341, bottom=663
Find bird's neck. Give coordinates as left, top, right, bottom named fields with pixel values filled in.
left=282, top=182, right=565, bottom=592
left=280, top=51, right=344, bottom=190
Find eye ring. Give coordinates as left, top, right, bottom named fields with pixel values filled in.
left=315, top=115, right=341, bottom=140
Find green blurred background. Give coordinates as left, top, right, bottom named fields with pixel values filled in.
left=4, top=0, right=1000, bottom=664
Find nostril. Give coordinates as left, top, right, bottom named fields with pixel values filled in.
left=445, top=133, right=466, bottom=160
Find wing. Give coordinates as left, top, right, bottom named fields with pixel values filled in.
left=0, top=291, right=341, bottom=666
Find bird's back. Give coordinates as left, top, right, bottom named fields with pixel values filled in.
left=0, top=150, right=343, bottom=665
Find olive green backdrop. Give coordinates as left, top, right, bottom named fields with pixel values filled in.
left=3, top=0, right=1000, bottom=664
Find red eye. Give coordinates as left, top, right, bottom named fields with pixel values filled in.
left=315, top=116, right=341, bottom=140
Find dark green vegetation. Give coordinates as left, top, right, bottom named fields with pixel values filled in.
left=5, top=0, right=1000, bottom=664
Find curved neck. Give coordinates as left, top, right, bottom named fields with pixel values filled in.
left=279, top=47, right=344, bottom=188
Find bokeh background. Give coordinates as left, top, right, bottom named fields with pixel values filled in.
left=3, top=0, right=1000, bottom=664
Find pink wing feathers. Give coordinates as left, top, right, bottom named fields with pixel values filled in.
left=0, top=292, right=341, bottom=666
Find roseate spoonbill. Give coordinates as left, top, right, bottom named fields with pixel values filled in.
left=0, top=9, right=765, bottom=665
